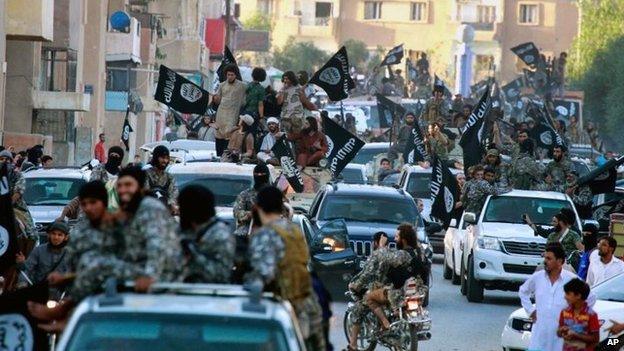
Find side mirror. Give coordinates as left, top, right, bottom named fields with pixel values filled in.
left=449, top=219, right=457, bottom=228
left=463, top=212, right=477, bottom=225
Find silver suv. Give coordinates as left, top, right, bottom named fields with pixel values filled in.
left=55, top=283, right=305, bottom=351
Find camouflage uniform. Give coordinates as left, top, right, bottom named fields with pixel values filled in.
left=545, top=159, right=572, bottom=189
left=421, top=97, right=450, bottom=126
left=90, top=164, right=119, bottom=211
left=510, top=154, right=543, bottom=190
left=567, top=181, right=593, bottom=219
left=9, top=167, right=36, bottom=239
left=90, top=164, right=112, bottom=182
left=232, top=188, right=257, bottom=236
left=463, top=179, right=500, bottom=215
left=180, top=218, right=235, bottom=283
left=145, top=167, right=178, bottom=209
left=387, top=125, right=413, bottom=162
left=247, top=219, right=326, bottom=351
left=428, top=133, right=449, bottom=160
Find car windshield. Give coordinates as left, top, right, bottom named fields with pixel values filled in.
left=66, top=313, right=291, bottom=351
left=592, top=273, right=624, bottom=302
left=340, top=168, right=365, bottom=184
left=380, top=173, right=400, bottom=186
left=406, top=173, right=431, bottom=199
left=24, top=178, right=85, bottom=206
left=483, top=197, right=574, bottom=225
left=319, top=194, right=419, bottom=225
left=351, top=147, right=388, bottom=165
left=174, top=174, right=252, bottom=207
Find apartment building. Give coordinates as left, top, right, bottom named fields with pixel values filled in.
left=237, top=0, right=578, bottom=86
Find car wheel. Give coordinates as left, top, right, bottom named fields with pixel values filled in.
left=460, top=258, right=467, bottom=296
left=466, top=255, right=484, bottom=303
left=443, top=252, right=452, bottom=280
left=451, top=251, right=461, bottom=285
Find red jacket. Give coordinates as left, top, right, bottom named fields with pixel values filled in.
left=94, top=141, right=106, bottom=163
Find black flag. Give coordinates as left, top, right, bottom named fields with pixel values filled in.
left=501, top=78, right=524, bottom=101
left=380, top=44, right=404, bottom=66
left=459, top=87, right=491, bottom=174
left=404, top=118, right=428, bottom=164
left=154, top=65, right=210, bottom=114
left=0, top=162, right=18, bottom=273
left=322, top=115, right=365, bottom=178
left=0, top=282, right=50, bottom=351
left=552, top=99, right=581, bottom=122
left=434, top=74, right=452, bottom=98
left=376, top=94, right=406, bottom=129
left=529, top=102, right=566, bottom=150
left=271, top=137, right=304, bottom=193
left=577, top=156, right=624, bottom=194
left=121, top=108, right=133, bottom=151
left=310, top=46, right=355, bottom=102
left=216, top=46, right=241, bottom=82
left=511, top=42, right=541, bottom=68
left=430, top=156, right=460, bottom=227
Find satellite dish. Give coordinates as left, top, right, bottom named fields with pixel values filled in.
left=110, top=11, right=131, bottom=31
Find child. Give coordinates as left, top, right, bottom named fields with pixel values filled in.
left=558, top=278, right=600, bottom=351
left=16, top=221, right=70, bottom=295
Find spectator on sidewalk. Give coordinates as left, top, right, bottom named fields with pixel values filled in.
left=94, top=133, right=106, bottom=163
left=586, top=237, right=624, bottom=287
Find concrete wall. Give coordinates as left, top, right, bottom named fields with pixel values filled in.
left=6, top=0, right=54, bottom=41
left=4, top=40, right=40, bottom=134
left=0, top=0, right=6, bottom=133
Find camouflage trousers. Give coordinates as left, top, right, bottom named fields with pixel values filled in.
left=281, top=115, right=304, bottom=136
left=69, top=251, right=130, bottom=301
left=292, top=293, right=326, bottom=351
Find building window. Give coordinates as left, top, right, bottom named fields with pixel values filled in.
left=477, top=5, right=496, bottom=23
left=293, top=0, right=302, bottom=16
left=411, top=2, right=427, bottom=22
left=518, top=3, right=539, bottom=25
left=364, top=2, right=382, bottom=20
left=315, top=2, right=332, bottom=25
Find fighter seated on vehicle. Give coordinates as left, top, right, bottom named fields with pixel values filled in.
left=346, top=224, right=427, bottom=351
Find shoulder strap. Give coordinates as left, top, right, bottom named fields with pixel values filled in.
left=195, top=218, right=226, bottom=242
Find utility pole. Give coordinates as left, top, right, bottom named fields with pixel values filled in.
left=224, top=0, right=231, bottom=47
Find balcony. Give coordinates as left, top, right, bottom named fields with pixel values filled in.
left=299, top=17, right=336, bottom=38
left=105, top=91, right=128, bottom=111
left=32, top=90, right=91, bottom=111
left=6, top=0, right=54, bottom=41
left=106, top=17, right=142, bottom=63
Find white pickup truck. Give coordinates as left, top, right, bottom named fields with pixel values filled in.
left=459, top=190, right=584, bottom=303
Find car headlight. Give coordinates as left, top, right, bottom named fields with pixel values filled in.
left=322, top=237, right=345, bottom=252
left=477, top=236, right=501, bottom=251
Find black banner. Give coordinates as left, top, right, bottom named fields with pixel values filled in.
left=154, top=65, right=210, bottom=115
left=430, top=156, right=460, bottom=227
left=216, top=46, right=241, bottom=82
left=322, top=115, right=365, bottom=178
left=553, top=99, right=581, bottom=123
left=121, top=108, right=133, bottom=151
left=0, top=282, right=50, bottom=351
left=511, top=42, right=540, bottom=68
left=529, top=102, right=566, bottom=150
left=380, top=44, right=404, bottom=66
left=271, top=137, right=304, bottom=193
left=0, top=162, right=17, bottom=273
left=310, top=46, right=355, bottom=102
left=501, top=78, right=524, bottom=101
left=459, top=87, right=491, bottom=174
left=376, top=94, right=406, bottom=129
left=577, top=156, right=624, bottom=194
left=404, top=120, right=428, bottom=164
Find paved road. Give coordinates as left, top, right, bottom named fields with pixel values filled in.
left=328, top=256, right=521, bottom=351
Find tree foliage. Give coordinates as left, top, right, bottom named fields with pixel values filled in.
left=342, top=39, right=369, bottom=70
left=568, top=0, right=624, bottom=147
left=243, top=12, right=272, bottom=31
left=272, top=37, right=329, bottom=73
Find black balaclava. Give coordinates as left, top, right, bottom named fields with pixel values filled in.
left=253, top=164, right=270, bottom=191
left=151, top=145, right=170, bottom=169
left=105, top=146, right=125, bottom=175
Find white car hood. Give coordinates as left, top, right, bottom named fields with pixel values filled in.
left=479, top=222, right=543, bottom=240
left=29, top=205, right=64, bottom=225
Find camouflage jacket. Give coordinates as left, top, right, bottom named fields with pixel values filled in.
left=510, top=154, right=543, bottom=190
left=545, top=159, right=572, bottom=188
left=181, top=218, right=235, bottom=283
left=145, top=167, right=178, bottom=208
left=90, top=164, right=113, bottom=183
left=90, top=164, right=120, bottom=211
left=427, top=134, right=449, bottom=160
left=463, top=179, right=500, bottom=214
left=233, top=188, right=257, bottom=236
left=350, top=247, right=392, bottom=291
left=246, top=219, right=288, bottom=285
left=567, top=182, right=593, bottom=207
left=120, top=197, right=182, bottom=281
left=65, top=217, right=123, bottom=271
left=421, top=97, right=450, bottom=125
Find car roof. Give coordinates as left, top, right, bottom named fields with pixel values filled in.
left=344, top=163, right=366, bottom=171
left=496, top=189, right=569, bottom=200
left=401, top=164, right=462, bottom=175
left=361, top=142, right=390, bottom=149
left=168, top=162, right=273, bottom=176
left=141, top=139, right=216, bottom=152
left=23, top=167, right=88, bottom=179
left=324, top=183, right=410, bottom=198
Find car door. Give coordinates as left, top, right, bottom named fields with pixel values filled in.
left=304, top=218, right=358, bottom=300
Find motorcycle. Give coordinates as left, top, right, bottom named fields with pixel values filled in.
left=343, top=277, right=431, bottom=351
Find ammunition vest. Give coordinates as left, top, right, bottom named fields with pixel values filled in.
left=270, top=222, right=312, bottom=303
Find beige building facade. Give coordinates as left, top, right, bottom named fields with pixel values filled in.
left=238, top=0, right=578, bottom=86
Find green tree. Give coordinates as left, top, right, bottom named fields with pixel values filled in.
left=568, top=0, right=624, bottom=147
left=342, top=39, right=369, bottom=70
left=243, top=12, right=272, bottom=31
left=272, top=37, right=329, bottom=73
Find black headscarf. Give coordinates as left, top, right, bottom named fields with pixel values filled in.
left=253, top=164, right=270, bottom=190
left=150, top=145, right=170, bottom=168
left=105, top=146, right=125, bottom=175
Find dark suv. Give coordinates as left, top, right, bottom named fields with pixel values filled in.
left=306, top=183, right=433, bottom=300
